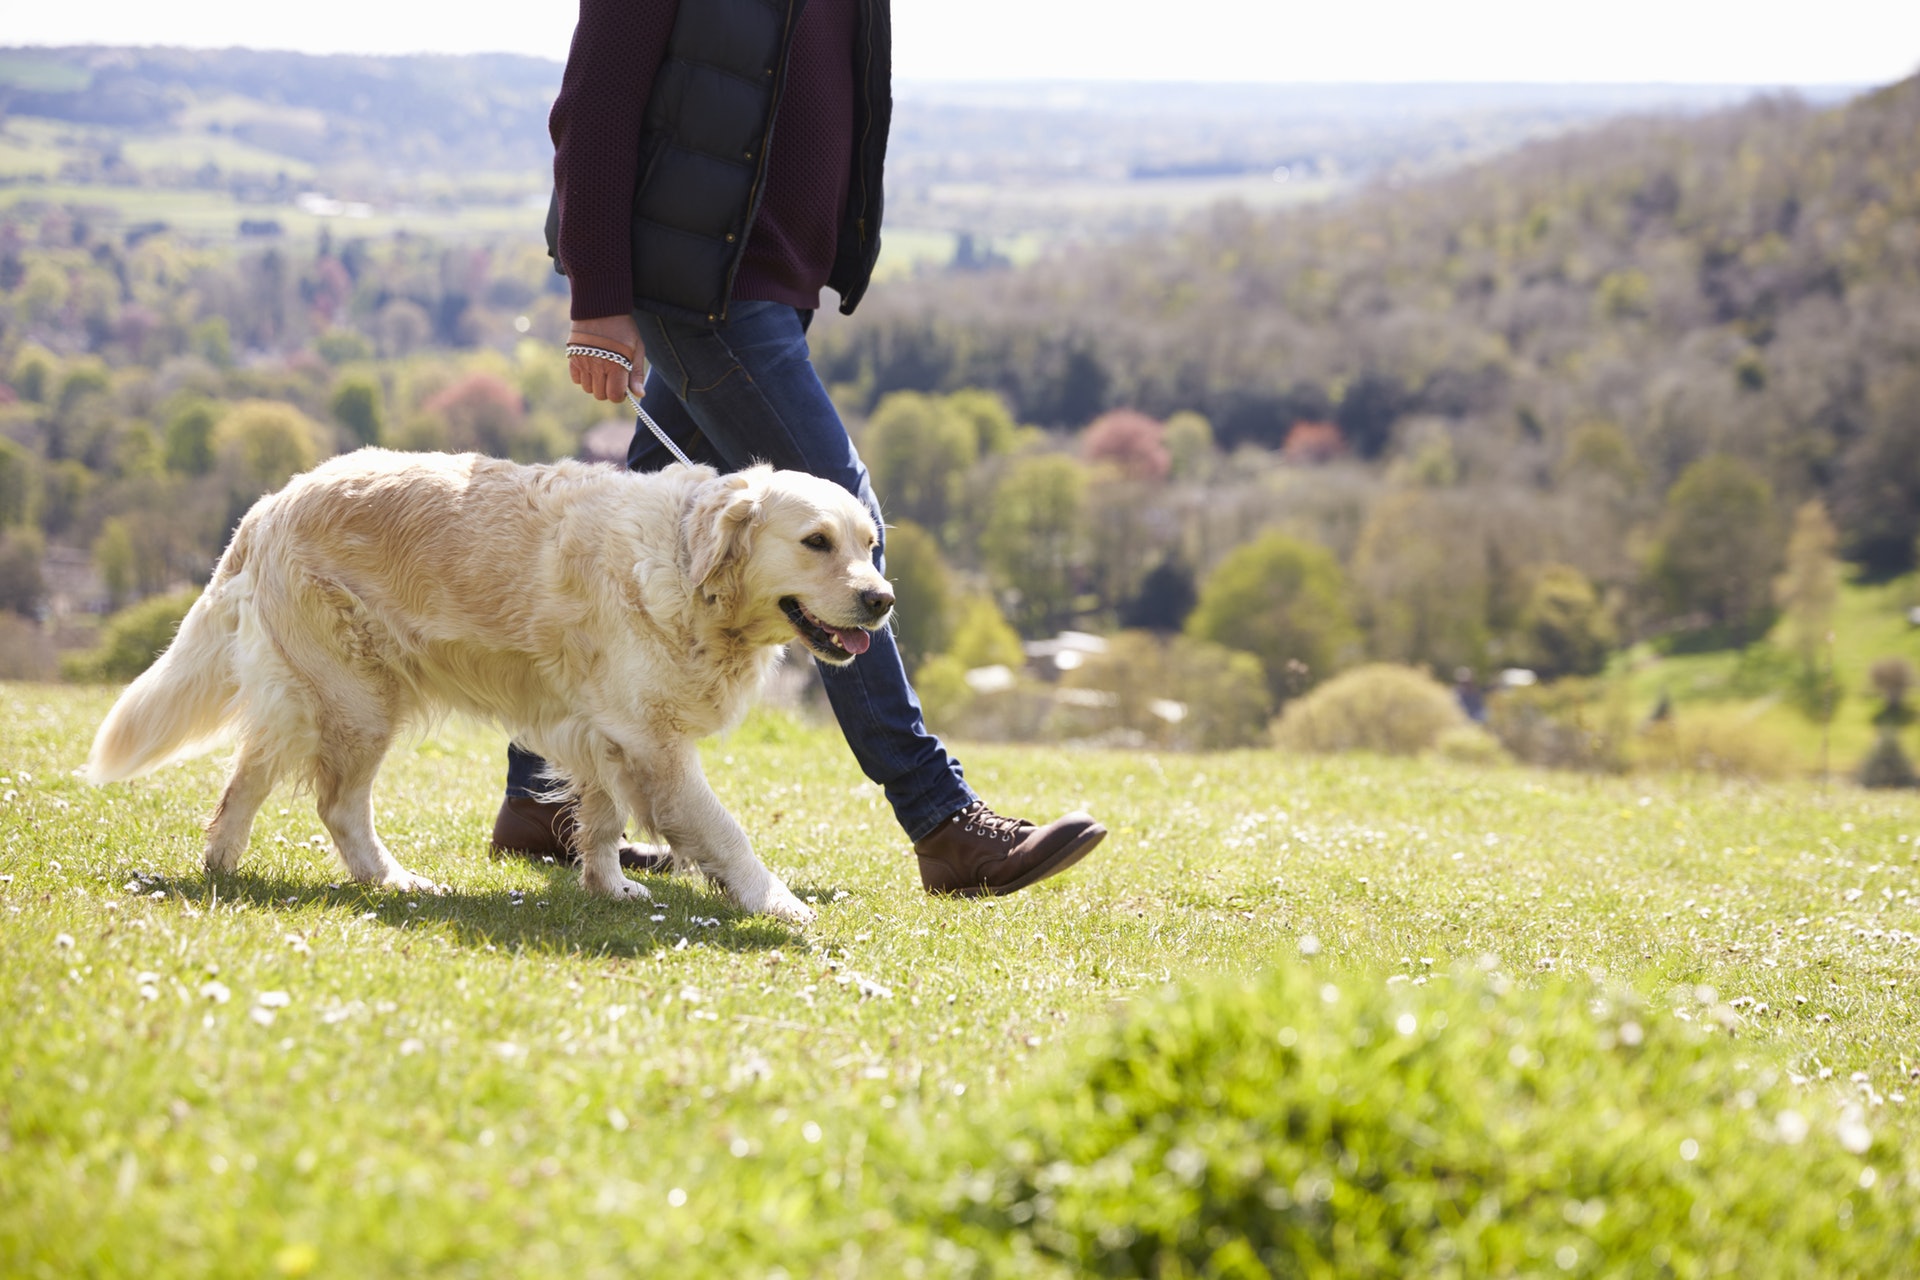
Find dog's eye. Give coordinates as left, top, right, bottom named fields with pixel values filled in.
left=802, top=533, right=832, bottom=551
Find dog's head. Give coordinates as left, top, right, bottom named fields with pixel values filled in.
left=684, top=466, right=893, bottom=665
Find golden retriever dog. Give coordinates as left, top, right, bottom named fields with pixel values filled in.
left=83, top=449, right=899, bottom=926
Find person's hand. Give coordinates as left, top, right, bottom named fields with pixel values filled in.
left=567, top=314, right=646, bottom=403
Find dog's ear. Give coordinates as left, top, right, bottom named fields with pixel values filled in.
left=684, top=468, right=769, bottom=606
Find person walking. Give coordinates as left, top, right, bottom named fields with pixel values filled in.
left=491, top=0, right=1106, bottom=897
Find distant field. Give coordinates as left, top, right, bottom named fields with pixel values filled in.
left=0, top=182, right=546, bottom=243
left=0, top=52, right=90, bottom=93
left=1618, top=576, right=1920, bottom=774
left=3, top=685, right=1916, bottom=1274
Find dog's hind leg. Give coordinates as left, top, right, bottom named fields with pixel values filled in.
left=205, top=735, right=285, bottom=874
left=314, top=723, right=439, bottom=894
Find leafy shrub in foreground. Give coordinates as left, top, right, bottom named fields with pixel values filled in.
left=60, top=588, right=199, bottom=683
left=940, top=963, right=1918, bottom=1278
left=1272, top=662, right=1464, bottom=755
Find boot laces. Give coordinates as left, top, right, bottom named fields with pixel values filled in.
left=958, top=801, right=1029, bottom=843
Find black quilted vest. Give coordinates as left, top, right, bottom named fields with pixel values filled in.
left=545, top=0, right=892, bottom=325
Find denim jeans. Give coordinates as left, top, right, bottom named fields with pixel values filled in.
left=505, top=300, right=977, bottom=842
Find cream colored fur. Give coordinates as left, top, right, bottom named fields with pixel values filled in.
left=84, top=449, right=895, bottom=926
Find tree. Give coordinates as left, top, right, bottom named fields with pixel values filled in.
left=94, top=518, right=136, bottom=611
left=882, top=520, right=955, bottom=675
left=0, top=530, right=47, bottom=618
left=422, top=373, right=540, bottom=459
left=947, top=593, right=1026, bottom=670
left=215, top=400, right=328, bottom=492
left=1335, top=372, right=1406, bottom=460
left=8, top=346, right=55, bottom=403
left=163, top=399, right=218, bottom=475
left=0, top=438, right=36, bottom=528
left=863, top=391, right=978, bottom=538
left=1120, top=558, right=1198, bottom=633
left=1186, top=532, right=1358, bottom=703
left=1870, top=657, right=1915, bottom=728
left=946, top=388, right=1019, bottom=458
left=1833, top=367, right=1920, bottom=578
left=1646, top=454, right=1781, bottom=645
left=1517, top=564, right=1616, bottom=679
left=1772, top=500, right=1842, bottom=711
left=981, top=454, right=1087, bottom=635
left=1081, top=410, right=1170, bottom=482
left=1163, top=411, right=1215, bottom=481
left=1351, top=492, right=1492, bottom=676
left=331, top=373, right=385, bottom=447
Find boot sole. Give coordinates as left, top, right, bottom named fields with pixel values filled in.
left=490, top=842, right=674, bottom=874
left=931, top=823, right=1107, bottom=899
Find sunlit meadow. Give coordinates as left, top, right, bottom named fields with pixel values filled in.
left=3, top=683, right=1917, bottom=1276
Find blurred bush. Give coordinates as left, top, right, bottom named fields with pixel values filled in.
left=1634, top=705, right=1801, bottom=781
left=1272, top=663, right=1465, bottom=755
left=61, top=589, right=199, bottom=683
left=1486, top=677, right=1634, bottom=772
left=1053, top=630, right=1271, bottom=750
left=1855, top=730, right=1916, bottom=789
left=1429, top=723, right=1511, bottom=766
left=0, top=613, right=56, bottom=681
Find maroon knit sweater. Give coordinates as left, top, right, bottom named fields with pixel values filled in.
left=549, top=0, right=856, bottom=320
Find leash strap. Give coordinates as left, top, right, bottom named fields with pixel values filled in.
left=565, top=343, right=696, bottom=469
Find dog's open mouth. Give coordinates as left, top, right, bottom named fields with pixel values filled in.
left=781, top=597, right=874, bottom=662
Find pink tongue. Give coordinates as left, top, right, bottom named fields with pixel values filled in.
left=827, top=625, right=871, bottom=656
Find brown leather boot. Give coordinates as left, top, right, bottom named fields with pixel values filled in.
left=489, top=796, right=673, bottom=874
left=914, top=800, right=1105, bottom=897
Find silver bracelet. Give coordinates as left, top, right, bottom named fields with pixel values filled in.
left=565, top=343, right=634, bottom=371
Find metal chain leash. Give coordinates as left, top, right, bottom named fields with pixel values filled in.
left=565, top=343, right=695, bottom=468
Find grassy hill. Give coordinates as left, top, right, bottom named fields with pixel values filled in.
left=0, top=47, right=559, bottom=243
left=2, top=686, right=1917, bottom=1273
left=1617, top=574, right=1920, bottom=776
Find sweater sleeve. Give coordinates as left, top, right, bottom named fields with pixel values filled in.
left=549, top=0, right=678, bottom=321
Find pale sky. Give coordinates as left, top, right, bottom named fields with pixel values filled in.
left=5, top=0, right=1917, bottom=85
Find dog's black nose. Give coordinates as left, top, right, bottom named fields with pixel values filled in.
left=861, top=588, right=895, bottom=618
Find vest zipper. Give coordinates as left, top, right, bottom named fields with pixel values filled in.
left=856, top=0, right=874, bottom=246
left=721, top=0, right=802, bottom=322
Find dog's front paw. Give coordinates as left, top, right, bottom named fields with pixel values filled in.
left=732, top=877, right=815, bottom=927
left=765, top=888, right=817, bottom=927
left=383, top=868, right=445, bottom=894
left=585, top=872, right=653, bottom=901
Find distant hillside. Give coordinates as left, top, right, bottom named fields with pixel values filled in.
left=0, top=46, right=1850, bottom=256
left=0, top=46, right=559, bottom=171
left=816, top=73, right=1920, bottom=574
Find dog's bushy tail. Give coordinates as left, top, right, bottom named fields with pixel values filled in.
left=84, top=582, right=243, bottom=783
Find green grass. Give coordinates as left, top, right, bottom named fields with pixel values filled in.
left=1618, top=574, right=1920, bottom=773
left=3, top=683, right=1918, bottom=1275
